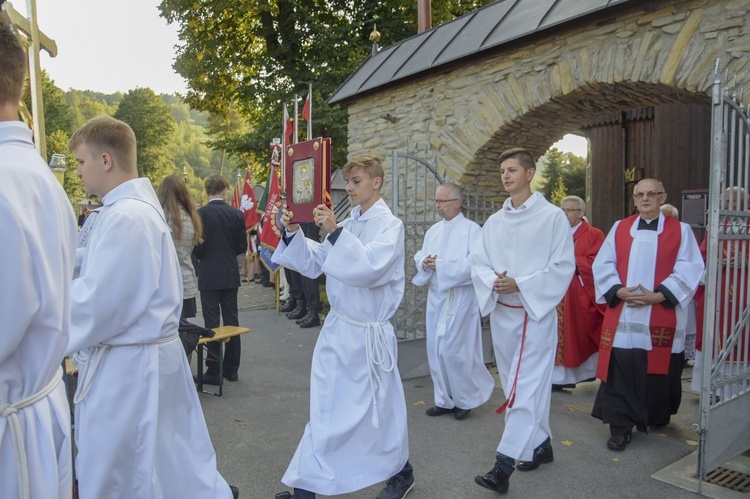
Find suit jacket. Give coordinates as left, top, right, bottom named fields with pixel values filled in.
left=193, top=199, right=247, bottom=290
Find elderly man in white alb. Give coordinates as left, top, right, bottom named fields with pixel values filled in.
left=591, top=179, right=703, bottom=451
left=0, top=15, right=77, bottom=498
left=413, top=183, right=494, bottom=421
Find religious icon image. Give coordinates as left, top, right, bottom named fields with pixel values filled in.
left=292, top=158, right=315, bottom=204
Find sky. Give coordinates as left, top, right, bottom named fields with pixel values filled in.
left=25, top=1, right=589, bottom=157
left=32, top=0, right=188, bottom=95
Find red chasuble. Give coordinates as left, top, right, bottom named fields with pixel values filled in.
left=555, top=220, right=606, bottom=367
left=596, top=214, right=681, bottom=382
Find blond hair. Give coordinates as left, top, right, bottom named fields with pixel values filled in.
left=343, top=155, right=384, bottom=189
left=68, top=115, right=137, bottom=173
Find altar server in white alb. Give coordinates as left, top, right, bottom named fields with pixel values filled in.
left=472, top=148, right=575, bottom=495
left=591, top=179, right=703, bottom=452
left=413, top=183, right=495, bottom=421
left=66, top=116, right=237, bottom=499
left=273, top=155, right=414, bottom=499
left=0, top=16, right=77, bottom=499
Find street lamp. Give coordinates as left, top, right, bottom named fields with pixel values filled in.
left=49, top=153, right=66, bottom=186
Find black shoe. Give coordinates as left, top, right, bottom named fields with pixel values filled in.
left=275, top=493, right=293, bottom=499
left=287, top=306, right=307, bottom=320
left=425, top=406, right=455, bottom=417
left=454, top=408, right=471, bottom=420
left=474, top=467, right=510, bottom=494
left=202, top=373, right=221, bottom=385
left=279, top=300, right=297, bottom=313
left=230, top=485, right=239, bottom=499
left=299, top=313, right=321, bottom=328
left=223, top=372, right=238, bottom=382
left=258, top=279, right=270, bottom=286
left=516, top=445, right=554, bottom=471
left=263, top=281, right=275, bottom=288
left=552, top=383, right=576, bottom=391
left=607, top=431, right=632, bottom=451
left=376, top=473, right=415, bottom=499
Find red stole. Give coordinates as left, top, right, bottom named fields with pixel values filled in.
left=596, top=215, right=681, bottom=382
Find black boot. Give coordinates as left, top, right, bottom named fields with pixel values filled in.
left=279, top=299, right=297, bottom=313
left=298, top=312, right=321, bottom=328
left=286, top=305, right=307, bottom=320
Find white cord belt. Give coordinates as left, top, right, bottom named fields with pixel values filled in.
left=436, top=287, right=458, bottom=338
left=330, top=309, right=396, bottom=429
left=1, top=366, right=64, bottom=499
left=72, top=332, right=179, bottom=404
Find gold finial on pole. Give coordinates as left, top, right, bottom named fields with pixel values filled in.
left=370, top=24, right=380, bottom=56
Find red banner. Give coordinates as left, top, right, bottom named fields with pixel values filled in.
left=260, top=144, right=283, bottom=250
left=240, top=172, right=260, bottom=230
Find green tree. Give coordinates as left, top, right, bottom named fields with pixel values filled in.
left=158, top=0, right=489, bottom=168
left=47, top=129, right=88, bottom=208
left=539, top=148, right=565, bottom=201
left=550, top=177, right=567, bottom=206
left=114, top=88, right=177, bottom=186
left=539, top=148, right=586, bottom=201
left=561, top=152, right=586, bottom=199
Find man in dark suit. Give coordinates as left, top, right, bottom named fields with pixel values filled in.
left=193, top=175, right=248, bottom=384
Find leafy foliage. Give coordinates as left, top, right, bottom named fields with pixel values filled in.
left=158, top=0, right=491, bottom=169
left=539, top=147, right=586, bottom=202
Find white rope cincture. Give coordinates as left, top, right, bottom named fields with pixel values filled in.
left=436, top=287, right=457, bottom=338
left=73, top=333, right=179, bottom=404
left=330, top=309, right=396, bottom=429
left=0, top=366, right=63, bottom=499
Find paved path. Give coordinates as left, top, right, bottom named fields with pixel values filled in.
left=191, top=279, right=710, bottom=498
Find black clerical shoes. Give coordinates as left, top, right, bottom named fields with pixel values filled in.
left=425, top=406, right=455, bottom=417
left=516, top=445, right=554, bottom=471
left=230, top=485, right=239, bottom=498
left=607, top=431, right=632, bottom=451
left=454, top=408, right=471, bottom=420
left=474, top=467, right=510, bottom=494
left=201, top=373, right=221, bottom=385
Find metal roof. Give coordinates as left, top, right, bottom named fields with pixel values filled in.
left=328, top=0, right=637, bottom=105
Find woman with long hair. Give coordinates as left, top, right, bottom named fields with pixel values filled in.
left=157, top=174, right=203, bottom=320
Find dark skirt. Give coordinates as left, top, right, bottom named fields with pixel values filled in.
left=592, top=347, right=684, bottom=431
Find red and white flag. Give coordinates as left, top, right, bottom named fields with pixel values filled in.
left=240, top=172, right=260, bottom=230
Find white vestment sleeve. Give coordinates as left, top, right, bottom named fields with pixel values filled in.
left=272, top=230, right=327, bottom=279
left=412, top=227, right=434, bottom=287
left=435, top=222, right=480, bottom=291
left=514, top=214, right=575, bottom=321
left=592, top=221, right=622, bottom=304
left=68, top=211, right=162, bottom=354
left=321, top=220, right=404, bottom=288
left=659, top=223, right=704, bottom=308
left=0, top=205, right=37, bottom=364
left=471, top=225, right=500, bottom=317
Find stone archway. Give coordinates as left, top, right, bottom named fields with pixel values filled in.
left=343, top=0, right=749, bottom=229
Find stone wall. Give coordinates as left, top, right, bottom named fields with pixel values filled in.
left=345, top=0, right=750, bottom=204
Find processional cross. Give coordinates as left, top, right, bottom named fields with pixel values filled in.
left=2, top=0, right=58, bottom=158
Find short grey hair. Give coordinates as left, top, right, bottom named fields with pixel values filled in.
left=561, top=195, right=585, bottom=213
left=438, top=183, right=463, bottom=202
left=660, top=203, right=679, bottom=219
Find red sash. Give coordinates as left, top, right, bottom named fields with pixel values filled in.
left=596, top=215, right=681, bottom=381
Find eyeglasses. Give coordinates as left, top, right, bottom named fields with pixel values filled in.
left=562, top=208, right=582, bottom=213
left=633, top=191, right=664, bottom=199
left=435, top=199, right=459, bottom=205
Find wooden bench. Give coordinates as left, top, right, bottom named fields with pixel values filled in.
left=196, top=325, right=251, bottom=396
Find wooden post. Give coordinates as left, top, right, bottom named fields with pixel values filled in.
left=3, top=1, right=58, bottom=159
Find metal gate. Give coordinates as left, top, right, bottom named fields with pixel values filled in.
left=390, top=143, right=496, bottom=378
left=696, top=62, right=750, bottom=491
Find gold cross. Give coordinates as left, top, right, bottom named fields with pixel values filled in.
left=600, top=328, right=614, bottom=350
left=3, top=1, right=58, bottom=159
left=651, top=327, right=673, bottom=347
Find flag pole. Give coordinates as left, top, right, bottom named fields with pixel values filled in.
left=294, top=94, right=299, bottom=144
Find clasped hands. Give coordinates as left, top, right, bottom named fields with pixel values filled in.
left=422, top=255, right=438, bottom=271
left=493, top=271, right=519, bottom=294
left=616, top=284, right=664, bottom=307
left=276, top=203, right=339, bottom=234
